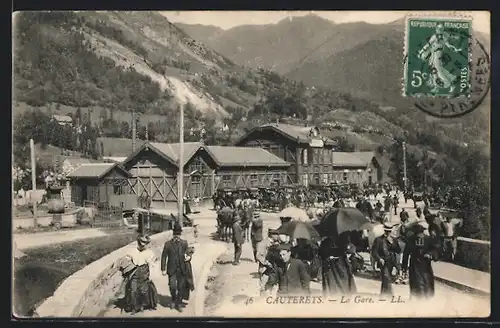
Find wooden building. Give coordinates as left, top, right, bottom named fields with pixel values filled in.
left=120, top=141, right=290, bottom=208
left=67, top=163, right=136, bottom=208
left=331, top=152, right=382, bottom=185
left=234, top=123, right=338, bottom=186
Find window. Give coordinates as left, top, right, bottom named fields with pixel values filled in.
left=301, top=149, right=307, bottom=165
left=191, top=175, right=202, bottom=197
left=314, top=173, right=320, bottom=185
left=369, top=175, right=373, bottom=185
left=222, top=175, right=232, bottom=187
left=343, top=172, right=348, bottom=182
left=250, top=174, right=258, bottom=187
left=113, top=185, right=123, bottom=195
left=308, top=148, right=313, bottom=165
left=323, top=173, right=329, bottom=185
left=302, top=173, right=309, bottom=187
left=190, top=157, right=207, bottom=174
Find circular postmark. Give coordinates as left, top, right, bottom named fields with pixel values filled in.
left=404, top=27, right=490, bottom=119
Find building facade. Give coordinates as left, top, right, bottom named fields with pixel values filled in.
left=67, top=163, right=135, bottom=208
left=120, top=142, right=290, bottom=208
left=234, top=123, right=338, bottom=187
left=331, top=152, right=382, bottom=185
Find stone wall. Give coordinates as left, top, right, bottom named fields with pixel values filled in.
left=36, top=229, right=190, bottom=317
left=455, top=237, right=490, bottom=272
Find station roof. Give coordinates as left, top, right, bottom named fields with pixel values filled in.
left=332, top=152, right=377, bottom=168
left=235, top=123, right=337, bottom=146
left=67, top=163, right=131, bottom=179
left=123, top=141, right=290, bottom=169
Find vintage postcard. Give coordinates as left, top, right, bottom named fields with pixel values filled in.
left=12, top=10, right=490, bottom=319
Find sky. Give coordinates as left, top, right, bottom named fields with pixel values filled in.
left=161, top=11, right=490, bottom=34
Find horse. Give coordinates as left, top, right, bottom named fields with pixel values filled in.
left=216, top=207, right=235, bottom=242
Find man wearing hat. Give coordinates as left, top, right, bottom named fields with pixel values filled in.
left=265, top=243, right=311, bottom=295
left=232, top=213, right=244, bottom=265
left=256, top=228, right=281, bottom=295
left=161, top=224, right=193, bottom=312
left=250, top=211, right=264, bottom=262
left=371, top=222, right=401, bottom=295
left=402, top=221, right=439, bottom=299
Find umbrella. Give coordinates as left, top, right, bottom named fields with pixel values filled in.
left=276, top=220, right=320, bottom=241
left=278, top=206, right=310, bottom=222
left=314, top=207, right=373, bottom=237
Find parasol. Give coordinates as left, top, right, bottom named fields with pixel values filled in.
left=278, top=206, right=310, bottom=222
left=314, top=207, right=373, bottom=237
left=276, top=220, right=320, bottom=241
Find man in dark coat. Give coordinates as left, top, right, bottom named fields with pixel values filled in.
left=400, top=208, right=410, bottom=223
left=250, top=211, right=264, bottom=262
left=266, top=243, right=311, bottom=295
left=161, top=224, right=194, bottom=312
left=256, top=229, right=281, bottom=295
left=402, top=223, right=440, bottom=299
left=371, top=222, right=401, bottom=296
left=416, top=207, right=423, bottom=220
left=232, top=214, right=244, bottom=265
left=392, top=195, right=399, bottom=215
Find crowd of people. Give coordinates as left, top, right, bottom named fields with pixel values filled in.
left=224, top=186, right=461, bottom=301
left=114, top=183, right=461, bottom=315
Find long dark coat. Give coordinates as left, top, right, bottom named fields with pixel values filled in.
left=402, top=234, right=440, bottom=299
left=232, top=222, right=244, bottom=245
left=371, top=235, right=401, bottom=295
left=160, top=237, right=195, bottom=300
left=319, top=238, right=357, bottom=295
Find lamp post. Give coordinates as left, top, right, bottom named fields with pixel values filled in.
left=178, top=105, right=184, bottom=228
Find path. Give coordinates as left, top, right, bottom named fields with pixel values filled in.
left=203, top=207, right=490, bottom=318
left=14, top=228, right=111, bottom=250
left=102, top=213, right=229, bottom=317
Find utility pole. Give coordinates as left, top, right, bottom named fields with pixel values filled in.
left=132, top=109, right=137, bottom=152
left=402, top=141, right=407, bottom=191
left=30, top=139, right=37, bottom=226
left=178, top=105, right=184, bottom=228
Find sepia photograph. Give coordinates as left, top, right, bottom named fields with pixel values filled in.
left=12, top=10, right=490, bottom=319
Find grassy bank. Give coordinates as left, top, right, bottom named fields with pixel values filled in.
left=13, top=230, right=137, bottom=317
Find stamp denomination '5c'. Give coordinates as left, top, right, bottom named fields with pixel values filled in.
left=404, top=17, right=472, bottom=98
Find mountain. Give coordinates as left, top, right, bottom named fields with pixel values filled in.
left=13, top=11, right=489, bottom=171
left=176, top=15, right=490, bottom=149
left=177, top=14, right=339, bottom=74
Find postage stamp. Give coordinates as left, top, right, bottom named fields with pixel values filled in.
left=404, top=17, right=472, bottom=98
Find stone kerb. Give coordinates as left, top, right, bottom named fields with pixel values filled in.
left=36, top=228, right=191, bottom=317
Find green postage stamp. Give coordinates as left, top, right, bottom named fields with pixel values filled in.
left=404, top=17, right=472, bottom=97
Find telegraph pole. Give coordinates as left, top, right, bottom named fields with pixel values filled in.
left=402, top=141, right=408, bottom=191
left=132, top=109, right=137, bottom=152
left=178, top=105, right=184, bottom=228
left=30, top=139, right=37, bottom=225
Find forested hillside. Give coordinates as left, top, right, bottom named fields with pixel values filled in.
left=12, top=11, right=489, bottom=239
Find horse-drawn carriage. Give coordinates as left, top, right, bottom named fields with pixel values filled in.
left=214, top=187, right=236, bottom=209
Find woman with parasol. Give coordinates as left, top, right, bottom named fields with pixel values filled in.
left=314, top=207, right=373, bottom=295
left=319, top=232, right=357, bottom=295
